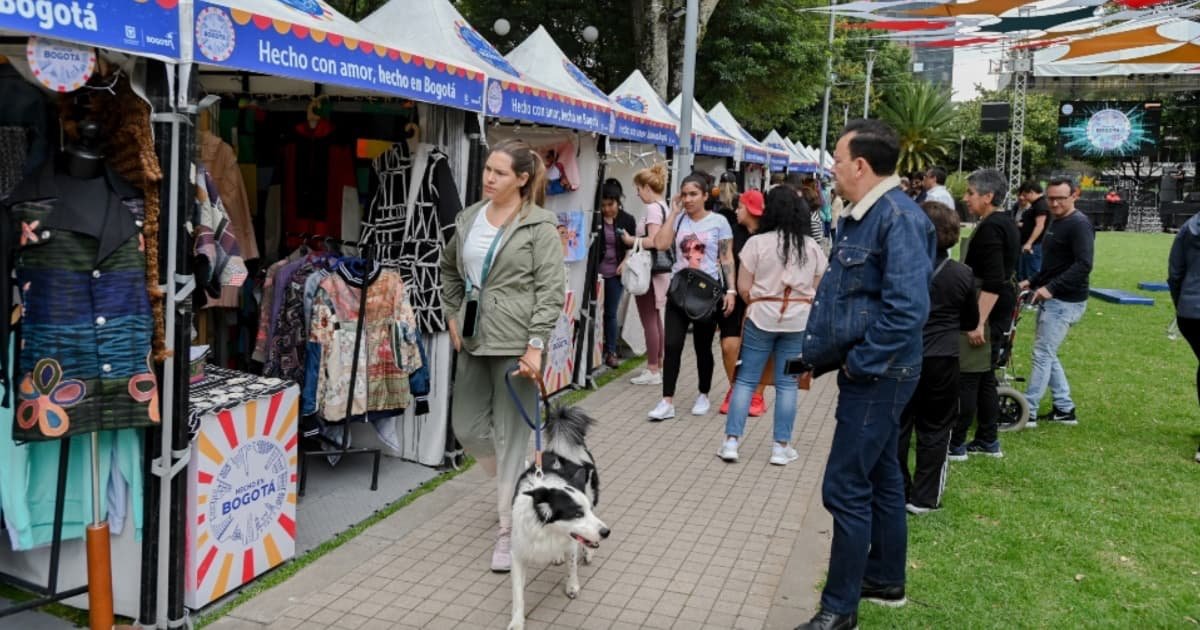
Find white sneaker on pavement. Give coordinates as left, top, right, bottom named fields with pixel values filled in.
left=718, top=437, right=739, bottom=462
left=630, top=369, right=663, bottom=385
left=491, top=527, right=512, bottom=572
left=769, top=444, right=800, bottom=466
left=691, top=394, right=711, bottom=416
left=648, top=400, right=676, bottom=421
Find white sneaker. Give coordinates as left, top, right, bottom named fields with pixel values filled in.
left=630, top=369, right=663, bottom=385
left=691, top=394, right=711, bottom=416
left=647, top=400, right=676, bottom=421
left=491, top=527, right=512, bottom=573
left=717, top=437, right=739, bottom=462
left=769, top=444, right=799, bottom=466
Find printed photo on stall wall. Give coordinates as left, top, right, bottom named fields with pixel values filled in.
left=557, top=212, right=587, bottom=262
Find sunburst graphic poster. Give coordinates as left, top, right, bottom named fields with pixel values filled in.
left=187, top=386, right=299, bottom=608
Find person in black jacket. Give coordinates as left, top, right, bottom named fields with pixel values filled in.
left=1020, top=175, right=1094, bottom=427
left=897, top=201, right=979, bottom=513
left=949, top=168, right=1020, bottom=459
left=597, top=178, right=638, bottom=367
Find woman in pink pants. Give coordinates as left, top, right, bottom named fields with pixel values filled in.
left=621, top=164, right=670, bottom=385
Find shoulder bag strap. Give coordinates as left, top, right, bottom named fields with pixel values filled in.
left=464, top=208, right=517, bottom=295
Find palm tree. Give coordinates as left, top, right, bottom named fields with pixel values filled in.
left=879, top=81, right=959, bottom=175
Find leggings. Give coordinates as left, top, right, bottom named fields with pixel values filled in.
left=635, top=286, right=664, bottom=369
left=663, top=301, right=718, bottom=398
left=1179, top=316, right=1200, bottom=407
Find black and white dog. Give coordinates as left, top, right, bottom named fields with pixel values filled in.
left=508, top=406, right=610, bottom=630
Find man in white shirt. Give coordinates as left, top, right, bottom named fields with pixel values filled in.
left=922, top=166, right=955, bottom=208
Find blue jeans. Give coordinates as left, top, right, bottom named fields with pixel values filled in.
left=1024, top=298, right=1086, bottom=413
left=602, top=275, right=624, bottom=356
left=821, top=372, right=919, bottom=615
left=1018, top=244, right=1042, bottom=282
left=724, top=321, right=805, bottom=443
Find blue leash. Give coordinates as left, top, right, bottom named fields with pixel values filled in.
left=504, top=359, right=548, bottom=476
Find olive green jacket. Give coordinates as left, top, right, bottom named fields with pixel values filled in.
left=440, top=199, right=566, bottom=356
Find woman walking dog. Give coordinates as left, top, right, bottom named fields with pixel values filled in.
left=440, top=139, right=565, bottom=572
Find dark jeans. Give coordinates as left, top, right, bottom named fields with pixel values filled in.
left=662, top=300, right=718, bottom=398
left=1179, top=316, right=1200, bottom=407
left=1018, top=244, right=1042, bottom=283
left=820, top=372, right=919, bottom=615
left=899, top=357, right=960, bottom=509
left=602, top=274, right=623, bottom=356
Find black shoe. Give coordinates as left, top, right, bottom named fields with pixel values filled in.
left=1041, top=406, right=1078, bottom=425
left=862, top=579, right=907, bottom=607
left=795, top=609, right=858, bottom=630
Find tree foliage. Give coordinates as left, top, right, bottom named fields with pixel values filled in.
left=778, top=34, right=916, bottom=153
left=879, top=80, right=957, bottom=175
left=694, top=0, right=826, bottom=132
left=450, top=0, right=638, bottom=90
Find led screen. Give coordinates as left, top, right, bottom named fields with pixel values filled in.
left=1057, top=101, right=1162, bottom=159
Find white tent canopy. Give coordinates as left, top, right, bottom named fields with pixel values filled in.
left=505, top=26, right=613, bottom=128
left=707, top=102, right=771, bottom=166
left=360, top=0, right=609, bottom=131
left=608, top=70, right=681, bottom=147
left=668, top=95, right=738, bottom=158
left=194, top=0, right=484, bottom=108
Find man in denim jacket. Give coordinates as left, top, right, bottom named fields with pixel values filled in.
left=795, top=120, right=937, bottom=630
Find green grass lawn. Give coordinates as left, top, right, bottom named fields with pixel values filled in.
left=859, top=232, right=1200, bottom=628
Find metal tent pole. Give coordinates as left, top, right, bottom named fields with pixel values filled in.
left=818, top=0, right=837, bottom=173
left=674, top=0, right=700, bottom=181
left=148, top=58, right=196, bottom=629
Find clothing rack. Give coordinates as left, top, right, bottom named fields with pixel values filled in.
left=296, top=240, right=403, bottom=495
left=0, top=441, right=89, bottom=619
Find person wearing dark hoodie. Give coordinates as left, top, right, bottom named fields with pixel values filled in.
left=440, top=139, right=566, bottom=573
left=1168, top=211, right=1200, bottom=463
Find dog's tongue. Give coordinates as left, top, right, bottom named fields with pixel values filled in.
left=571, top=533, right=599, bottom=548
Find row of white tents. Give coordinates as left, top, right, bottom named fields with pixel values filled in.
left=189, top=0, right=833, bottom=174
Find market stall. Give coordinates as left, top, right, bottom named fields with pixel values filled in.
left=0, top=2, right=188, bottom=627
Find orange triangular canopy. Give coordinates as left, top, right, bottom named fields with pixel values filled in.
left=1058, top=24, right=1177, bottom=60
left=906, top=0, right=1034, bottom=18
left=1116, top=41, right=1200, bottom=63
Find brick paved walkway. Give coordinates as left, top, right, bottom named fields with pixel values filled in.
left=210, top=349, right=838, bottom=630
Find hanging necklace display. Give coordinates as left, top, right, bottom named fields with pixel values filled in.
left=25, top=37, right=96, bottom=93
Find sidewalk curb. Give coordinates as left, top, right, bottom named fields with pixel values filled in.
left=766, top=458, right=832, bottom=629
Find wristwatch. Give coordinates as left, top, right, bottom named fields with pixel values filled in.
left=528, top=338, right=545, bottom=351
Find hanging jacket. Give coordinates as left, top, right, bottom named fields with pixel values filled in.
left=361, top=143, right=464, bottom=333
left=309, top=261, right=422, bottom=419
left=3, top=164, right=159, bottom=441
left=278, top=120, right=355, bottom=255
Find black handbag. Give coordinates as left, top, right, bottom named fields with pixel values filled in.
left=668, top=268, right=725, bottom=321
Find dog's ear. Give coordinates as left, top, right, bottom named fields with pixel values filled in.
left=523, top=488, right=555, bottom=523
left=570, top=466, right=589, bottom=490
